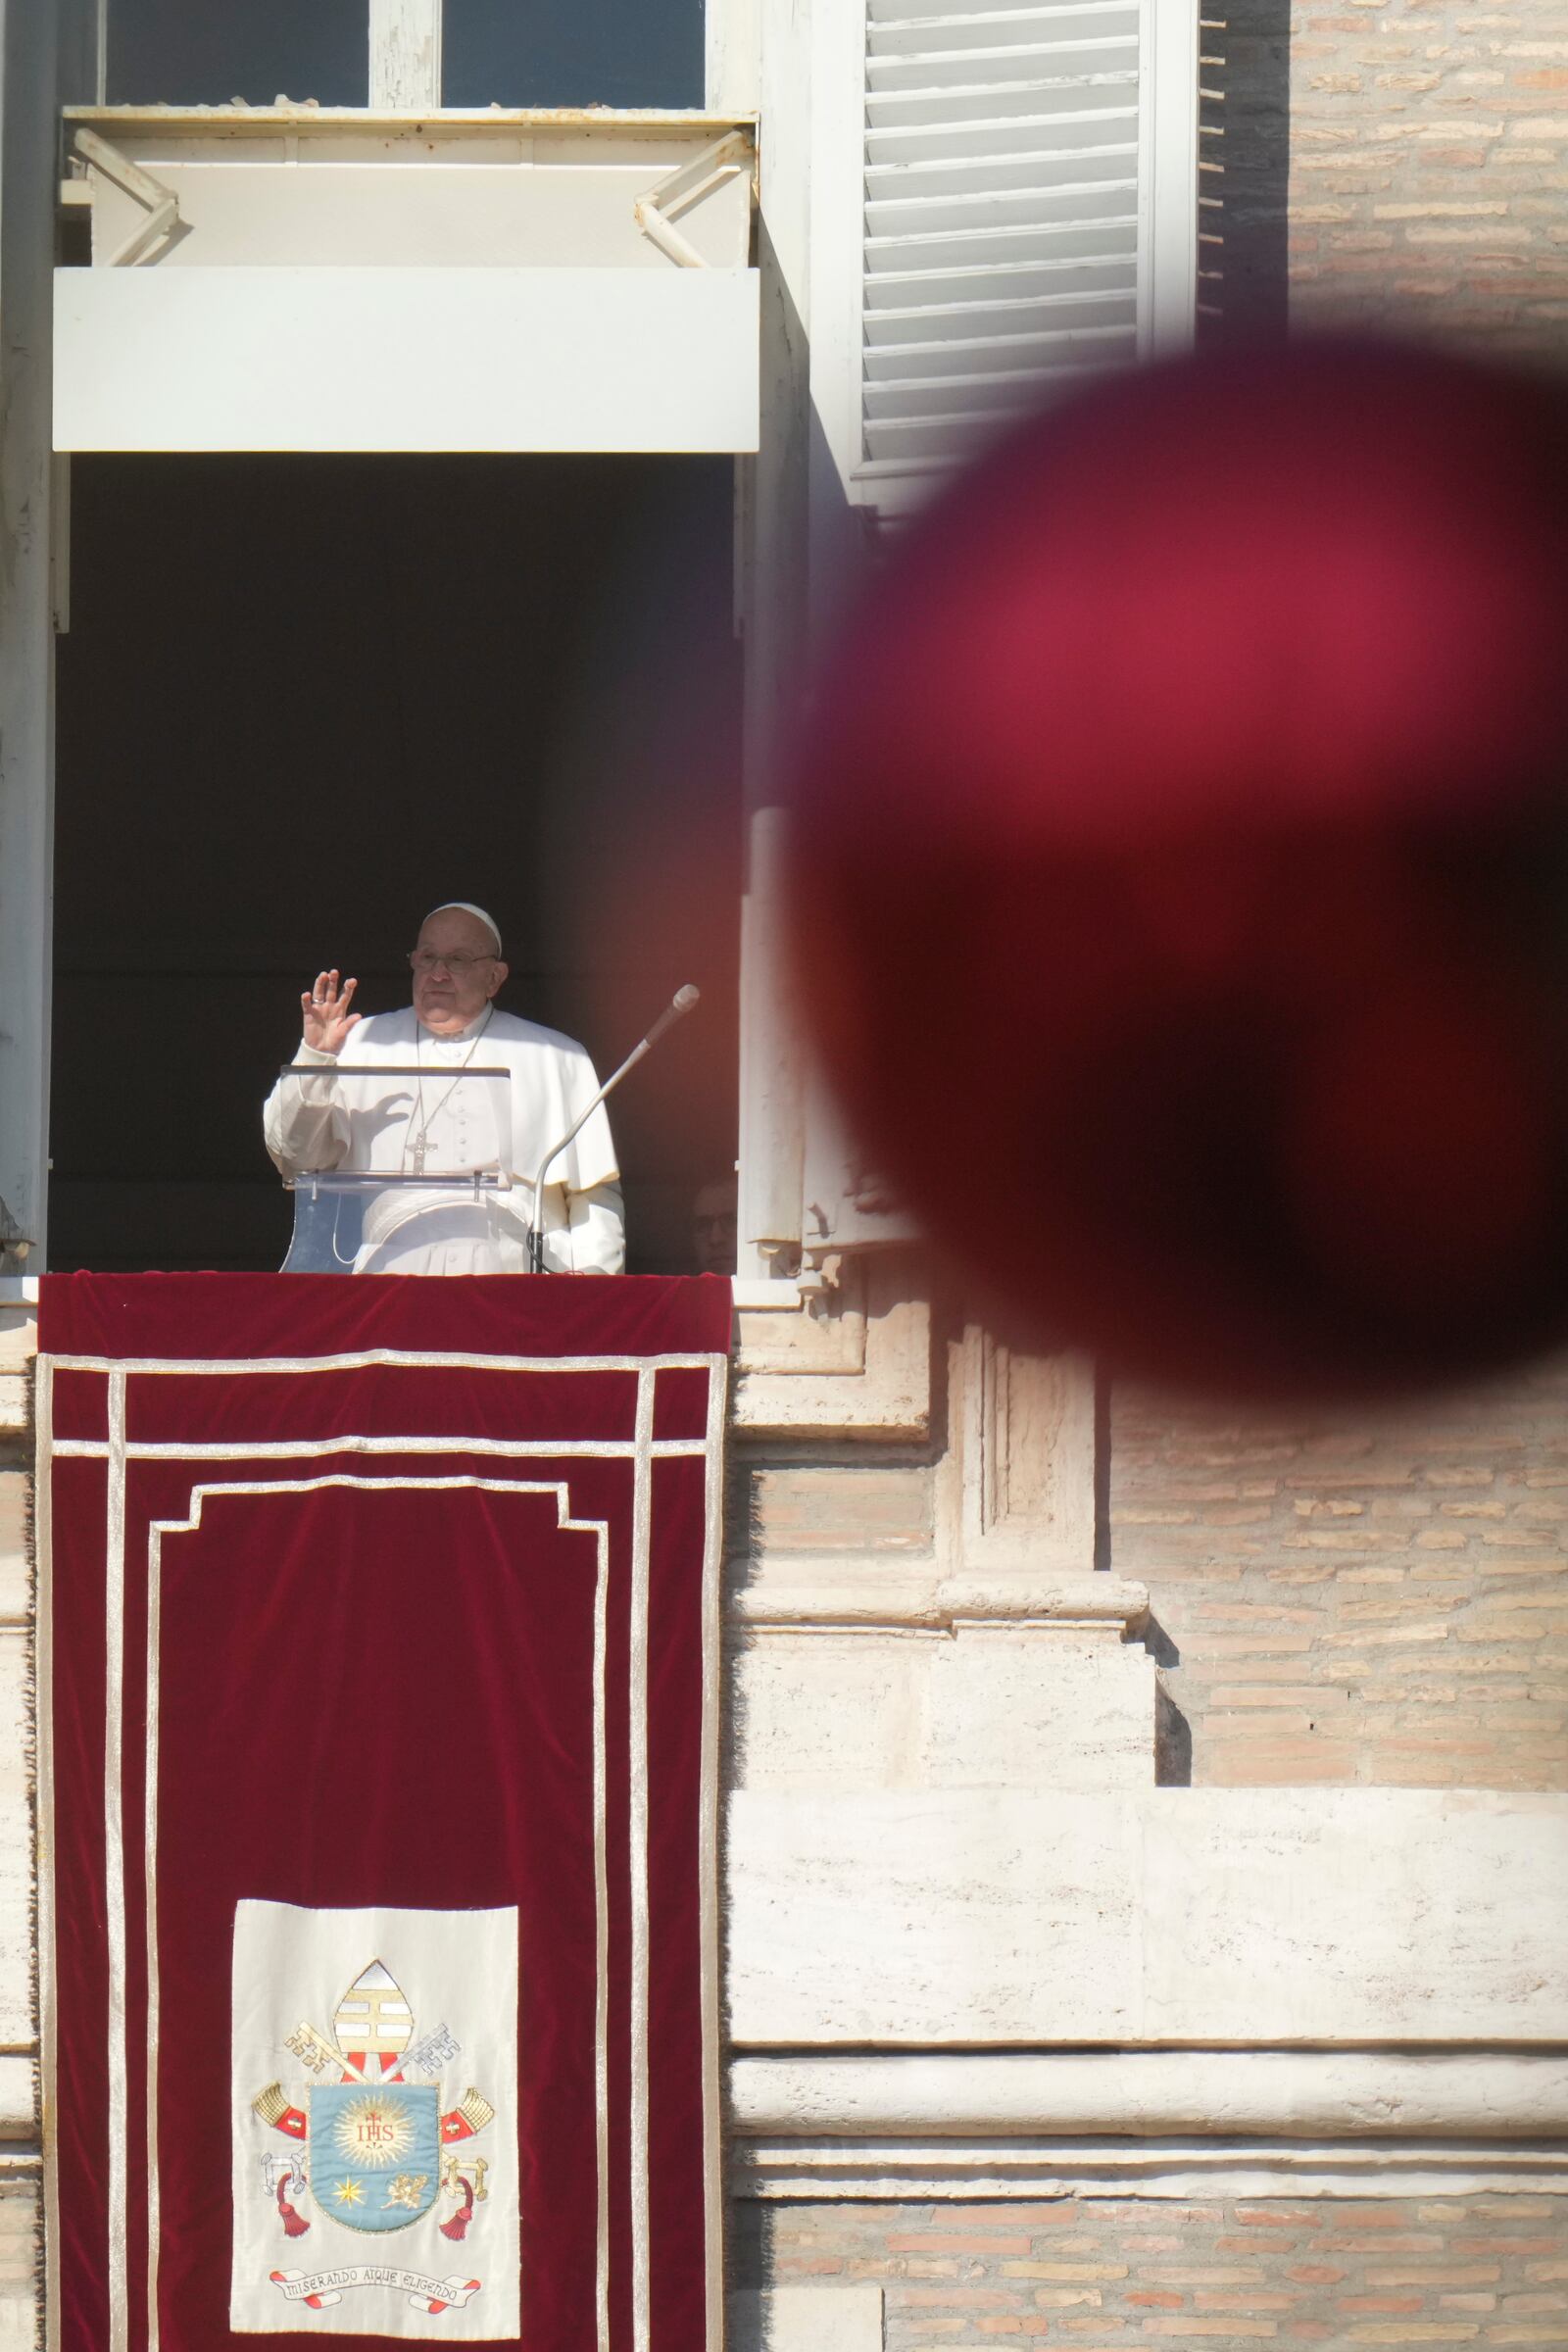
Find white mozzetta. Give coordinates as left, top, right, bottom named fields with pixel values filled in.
left=731, top=1565, right=1148, bottom=1629
left=734, top=1622, right=1154, bottom=1790
left=727, top=2287, right=884, bottom=2352
left=54, top=268, right=761, bottom=454
left=726, top=1788, right=1568, bottom=2046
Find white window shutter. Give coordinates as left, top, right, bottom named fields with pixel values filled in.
left=793, top=0, right=1196, bottom=1266
left=810, top=0, right=1200, bottom=515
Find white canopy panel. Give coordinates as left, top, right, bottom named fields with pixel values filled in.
left=55, top=265, right=760, bottom=453
left=52, top=107, right=760, bottom=455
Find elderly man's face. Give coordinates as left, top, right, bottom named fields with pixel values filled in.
left=411, top=908, right=508, bottom=1036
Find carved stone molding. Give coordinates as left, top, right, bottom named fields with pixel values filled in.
left=728, top=1559, right=1148, bottom=1632
left=729, top=1617, right=1156, bottom=1793
left=729, top=2037, right=1568, bottom=2204
left=937, top=1325, right=1096, bottom=1576
left=733, top=1254, right=932, bottom=1440
left=730, top=2134, right=1568, bottom=2202
left=729, top=2049, right=1568, bottom=2141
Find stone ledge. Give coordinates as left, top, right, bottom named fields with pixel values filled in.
left=729, top=2049, right=1568, bottom=2139
left=731, top=2133, right=1568, bottom=2202
left=729, top=1561, right=1149, bottom=1632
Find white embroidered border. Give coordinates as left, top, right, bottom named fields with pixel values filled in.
left=629, top=1372, right=654, bottom=2352
left=40, top=1344, right=727, bottom=2352
left=104, top=1371, right=128, bottom=2352
left=699, top=1352, right=729, bottom=2349
left=43, top=1349, right=721, bottom=1379
left=52, top=1436, right=709, bottom=1462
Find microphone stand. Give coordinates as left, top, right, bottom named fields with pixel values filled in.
left=528, top=987, right=701, bottom=1271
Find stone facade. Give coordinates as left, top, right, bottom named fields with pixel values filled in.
left=1111, top=1357, right=1568, bottom=1788
left=734, top=2195, right=1568, bottom=2348
left=1286, top=0, right=1568, bottom=347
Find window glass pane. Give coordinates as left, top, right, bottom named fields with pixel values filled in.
left=443, top=0, right=703, bottom=112
left=108, top=0, right=368, bottom=107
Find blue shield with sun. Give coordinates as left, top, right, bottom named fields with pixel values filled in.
left=309, top=2082, right=442, bottom=2232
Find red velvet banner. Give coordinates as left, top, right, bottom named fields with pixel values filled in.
left=39, top=1274, right=732, bottom=2352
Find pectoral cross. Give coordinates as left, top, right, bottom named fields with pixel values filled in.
left=410, top=1133, right=428, bottom=1176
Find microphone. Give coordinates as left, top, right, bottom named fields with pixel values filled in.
left=643, top=983, right=702, bottom=1051
left=529, top=986, right=703, bottom=1270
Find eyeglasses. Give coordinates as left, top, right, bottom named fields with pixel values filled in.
left=408, top=950, right=496, bottom=973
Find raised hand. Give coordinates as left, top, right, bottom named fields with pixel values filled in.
left=301, top=970, right=363, bottom=1055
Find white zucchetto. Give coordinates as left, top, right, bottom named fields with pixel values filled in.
left=422, top=902, right=503, bottom=955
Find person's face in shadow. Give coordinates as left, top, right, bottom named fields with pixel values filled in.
left=693, top=1176, right=739, bottom=1276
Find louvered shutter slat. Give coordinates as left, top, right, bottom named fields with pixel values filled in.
left=868, top=5, right=1141, bottom=53
left=867, top=173, right=1139, bottom=238
left=865, top=105, right=1141, bottom=167
left=865, top=320, right=1137, bottom=380
left=868, top=40, right=1140, bottom=95
left=867, top=145, right=1138, bottom=203
left=863, top=251, right=1139, bottom=313
left=867, top=224, right=1138, bottom=287
left=868, top=76, right=1138, bottom=133
left=864, top=288, right=1138, bottom=348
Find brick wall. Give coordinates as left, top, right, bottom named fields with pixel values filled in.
left=1109, top=1356, right=1568, bottom=1788
left=1286, top=0, right=1568, bottom=351
left=732, top=2195, right=1568, bottom=2347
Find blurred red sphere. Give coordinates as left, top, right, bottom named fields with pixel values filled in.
left=793, top=339, right=1568, bottom=1396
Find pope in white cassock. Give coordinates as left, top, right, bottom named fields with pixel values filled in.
left=263, top=902, right=625, bottom=1274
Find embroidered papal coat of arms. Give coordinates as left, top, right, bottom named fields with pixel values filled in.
left=250, top=1958, right=497, bottom=2319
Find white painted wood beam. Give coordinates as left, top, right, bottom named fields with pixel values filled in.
left=734, top=0, right=816, bottom=1277
left=707, top=0, right=760, bottom=115
left=368, top=0, right=442, bottom=111
left=1144, top=0, right=1200, bottom=350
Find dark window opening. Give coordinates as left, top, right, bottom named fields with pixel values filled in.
left=104, top=0, right=707, bottom=113
left=107, top=0, right=369, bottom=107
left=53, top=453, right=741, bottom=1274
left=443, top=0, right=705, bottom=112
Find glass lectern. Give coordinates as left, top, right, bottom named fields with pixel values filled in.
left=273, top=1063, right=524, bottom=1273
